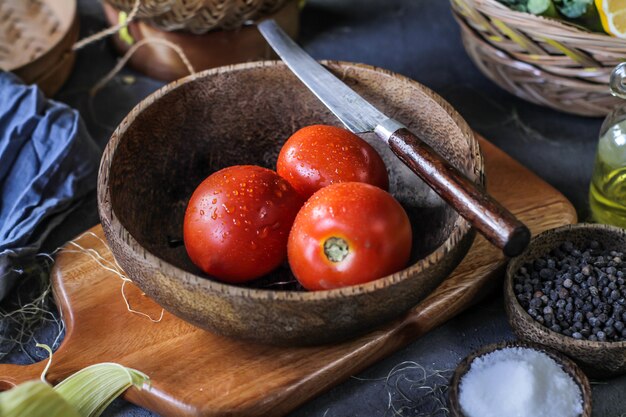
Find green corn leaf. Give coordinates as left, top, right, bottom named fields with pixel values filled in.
left=0, top=381, right=80, bottom=417
left=54, top=363, right=149, bottom=417
left=0, top=344, right=149, bottom=417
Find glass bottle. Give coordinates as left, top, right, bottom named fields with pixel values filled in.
left=589, top=63, right=626, bottom=228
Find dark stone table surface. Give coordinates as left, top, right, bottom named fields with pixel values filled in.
left=4, top=0, right=625, bottom=415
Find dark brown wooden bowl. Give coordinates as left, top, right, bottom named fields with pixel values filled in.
left=505, top=223, right=626, bottom=377
left=97, top=60, right=483, bottom=346
left=449, top=341, right=592, bottom=417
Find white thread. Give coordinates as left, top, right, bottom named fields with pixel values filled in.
left=58, top=233, right=164, bottom=323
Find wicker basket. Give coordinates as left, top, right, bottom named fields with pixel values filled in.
left=106, top=0, right=290, bottom=34
left=450, top=0, right=626, bottom=117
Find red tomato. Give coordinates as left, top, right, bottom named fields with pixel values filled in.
left=277, top=125, right=389, bottom=199
left=184, top=165, right=303, bottom=283
left=287, top=182, right=412, bottom=290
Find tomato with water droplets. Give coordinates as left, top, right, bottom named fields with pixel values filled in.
left=184, top=165, right=304, bottom=283
left=277, top=125, right=389, bottom=199
left=288, top=182, right=412, bottom=290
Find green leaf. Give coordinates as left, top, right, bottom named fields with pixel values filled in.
left=555, top=0, right=593, bottom=18
left=497, top=0, right=530, bottom=12
left=528, top=0, right=558, bottom=16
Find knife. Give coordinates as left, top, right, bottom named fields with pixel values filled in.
left=258, top=20, right=530, bottom=257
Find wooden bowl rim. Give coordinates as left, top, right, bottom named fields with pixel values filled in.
left=505, top=223, right=626, bottom=348
left=7, top=0, right=78, bottom=72
left=98, top=60, right=484, bottom=301
left=448, top=340, right=592, bottom=417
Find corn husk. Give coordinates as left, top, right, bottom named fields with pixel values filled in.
left=0, top=363, right=148, bottom=417
left=55, top=363, right=149, bottom=417
left=0, top=380, right=80, bottom=417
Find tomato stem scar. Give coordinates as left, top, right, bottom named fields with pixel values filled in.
left=324, top=237, right=349, bottom=262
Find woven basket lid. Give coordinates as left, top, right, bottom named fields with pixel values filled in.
left=106, top=0, right=290, bottom=33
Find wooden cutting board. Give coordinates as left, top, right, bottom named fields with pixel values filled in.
left=0, top=137, right=577, bottom=417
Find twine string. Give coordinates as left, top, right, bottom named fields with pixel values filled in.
left=68, top=0, right=197, bottom=95
left=57, top=232, right=165, bottom=323
left=89, top=37, right=196, bottom=96
left=72, top=0, right=142, bottom=51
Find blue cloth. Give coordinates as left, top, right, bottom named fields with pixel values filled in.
left=0, top=71, right=100, bottom=300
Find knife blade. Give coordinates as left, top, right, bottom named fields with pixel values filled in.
left=258, top=19, right=530, bottom=257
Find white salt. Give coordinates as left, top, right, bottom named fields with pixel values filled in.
left=459, top=347, right=583, bottom=417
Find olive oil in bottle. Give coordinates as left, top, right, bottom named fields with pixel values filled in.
left=589, top=118, right=626, bottom=228
left=590, top=63, right=626, bottom=228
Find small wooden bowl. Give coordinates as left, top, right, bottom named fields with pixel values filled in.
left=1, top=0, right=78, bottom=96
left=449, top=341, right=592, bottom=417
left=505, top=223, right=626, bottom=377
left=98, top=60, right=483, bottom=346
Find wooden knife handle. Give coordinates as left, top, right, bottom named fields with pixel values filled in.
left=388, top=128, right=530, bottom=257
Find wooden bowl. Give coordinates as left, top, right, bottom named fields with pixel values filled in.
left=102, top=1, right=299, bottom=81
left=1, top=0, right=78, bottom=96
left=505, top=223, right=626, bottom=377
left=449, top=341, right=592, bottom=417
left=97, top=60, right=483, bottom=346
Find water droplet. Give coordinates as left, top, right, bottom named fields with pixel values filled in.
left=257, top=227, right=270, bottom=239
left=200, top=210, right=205, bottom=216
left=250, top=241, right=258, bottom=249
left=211, top=209, right=218, bottom=220
left=213, top=190, right=220, bottom=195
left=233, top=218, right=240, bottom=226
left=271, top=222, right=280, bottom=230
left=211, top=198, right=217, bottom=204
left=232, top=190, right=239, bottom=196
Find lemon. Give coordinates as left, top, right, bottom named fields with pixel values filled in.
left=595, top=0, right=626, bottom=37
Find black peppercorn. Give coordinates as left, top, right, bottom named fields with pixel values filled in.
left=513, top=240, right=626, bottom=342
